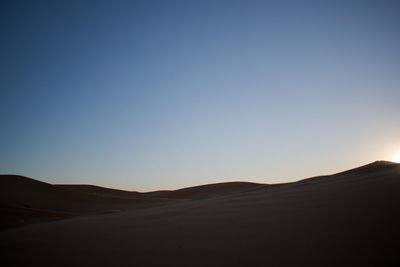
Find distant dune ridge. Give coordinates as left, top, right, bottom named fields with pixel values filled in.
left=1, top=161, right=400, bottom=266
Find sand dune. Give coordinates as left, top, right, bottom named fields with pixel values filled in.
left=0, top=176, right=260, bottom=229
left=1, top=161, right=400, bottom=266
left=0, top=175, right=170, bottom=229
left=144, top=181, right=263, bottom=199
left=56, top=184, right=142, bottom=199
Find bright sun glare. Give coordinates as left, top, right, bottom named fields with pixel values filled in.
left=393, top=151, right=400, bottom=163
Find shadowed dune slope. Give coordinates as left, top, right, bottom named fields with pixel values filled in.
left=57, top=181, right=263, bottom=200
left=1, top=161, right=400, bottom=266
left=0, top=175, right=169, bottom=229
left=0, top=176, right=262, bottom=229
left=56, top=184, right=142, bottom=199
left=145, top=181, right=264, bottom=199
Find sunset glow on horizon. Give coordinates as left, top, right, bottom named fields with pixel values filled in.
left=392, top=151, right=400, bottom=163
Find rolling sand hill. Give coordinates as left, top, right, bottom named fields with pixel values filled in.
left=0, top=175, right=170, bottom=229
left=1, top=161, right=400, bottom=266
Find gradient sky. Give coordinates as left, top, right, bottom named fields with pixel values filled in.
left=1, top=0, right=399, bottom=191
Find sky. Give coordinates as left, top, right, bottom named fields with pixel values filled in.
left=1, top=0, right=399, bottom=191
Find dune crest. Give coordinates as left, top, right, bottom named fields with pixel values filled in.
left=1, top=161, right=400, bottom=266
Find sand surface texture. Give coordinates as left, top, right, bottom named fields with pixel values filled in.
left=1, top=161, right=399, bottom=266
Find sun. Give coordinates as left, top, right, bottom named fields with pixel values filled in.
left=393, top=151, right=400, bottom=163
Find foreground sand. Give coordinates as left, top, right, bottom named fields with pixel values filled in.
left=1, top=161, right=400, bottom=266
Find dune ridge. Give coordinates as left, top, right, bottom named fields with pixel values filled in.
left=1, top=161, right=400, bottom=266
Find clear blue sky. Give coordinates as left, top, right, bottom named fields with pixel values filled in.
left=1, top=0, right=399, bottom=191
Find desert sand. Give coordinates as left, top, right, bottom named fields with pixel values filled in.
left=1, top=161, right=399, bottom=266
